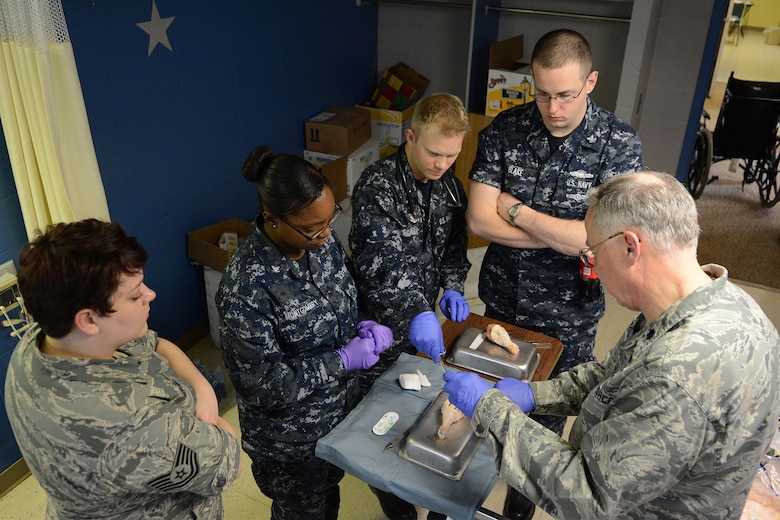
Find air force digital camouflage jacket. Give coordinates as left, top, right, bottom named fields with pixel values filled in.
left=469, top=98, right=642, bottom=366
left=471, top=265, right=780, bottom=519
left=216, top=221, right=360, bottom=462
left=4, top=328, right=241, bottom=520
left=349, top=145, right=470, bottom=387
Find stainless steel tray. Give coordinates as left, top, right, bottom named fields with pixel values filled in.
left=446, top=326, right=541, bottom=381
left=399, top=391, right=482, bottom=481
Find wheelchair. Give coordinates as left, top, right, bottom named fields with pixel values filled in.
left=686, top=72, right=780, bottom=208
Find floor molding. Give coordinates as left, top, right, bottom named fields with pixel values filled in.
left=0, top=458, right=29, bottom=500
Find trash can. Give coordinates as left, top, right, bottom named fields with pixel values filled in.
left=764, top=27, right=780, bottom=45
left=187, top=218, right=254, bottom=347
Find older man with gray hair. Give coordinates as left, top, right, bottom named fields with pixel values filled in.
left=444, top=171, right=780, bottom=519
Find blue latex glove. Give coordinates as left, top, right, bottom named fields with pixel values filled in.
left=336, top=336, right=379, bottom=371
left=439, top=290, right=470, bottom=322
left=442, top=371, right=492, bottom=418
left=494, top=378, right=536, bottom=414
left=357, top=320, right=394, bottom=354
left=408, top=311, right=445, bottom=362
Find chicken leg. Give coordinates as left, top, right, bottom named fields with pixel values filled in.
left=486, top=323, right=519, bottom=355
left=438, top=398, right=465, bottom=440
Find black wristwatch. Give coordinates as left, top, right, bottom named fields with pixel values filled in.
left=508, top=201, right=524, bottom=226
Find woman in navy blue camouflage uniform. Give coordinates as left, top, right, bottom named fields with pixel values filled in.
left=216, top=146, right=392, bottom=520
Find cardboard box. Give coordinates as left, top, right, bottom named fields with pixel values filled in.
left=485, top=35, right=534, bottom=116
left=305, top=106, right=371, bottom=156
left=187, top=218, right=254, bottom=272
left=321, top=156, right=349, bottom=203
left=454, top=113, right=494, bottom=249
left=358, top=103, right=416, bottom=146
left=379, top=144, right=398, bottom=159
left=305, top=138, right=381, bottom=199
left=370, top=62, right=430, bottom=110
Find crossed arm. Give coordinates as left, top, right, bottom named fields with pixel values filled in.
left=156, top=337, right=222, bottom=426
left=467, top=182, right=587, bottom=257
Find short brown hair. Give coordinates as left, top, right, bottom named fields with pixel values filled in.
left=18, top=219, right=148, bottom=338
left=410, top=92, right=470, bottom=136
left=531, top=29, right=592, bottom=79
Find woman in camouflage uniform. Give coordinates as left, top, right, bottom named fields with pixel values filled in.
left=216, top=146, right=392, bottom=520
left=5, top=219, right=242, bottom=519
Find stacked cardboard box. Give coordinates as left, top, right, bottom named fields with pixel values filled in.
left=370, top=62, right=430, bottom=110
left=187, top=219, right=254, bottom=347
left=359, top=62, right=430, bottom=147
left=485, top=35, right=533, bottom=116
left=301, top=64, right=430, bottom=198
left=358, top=103, right=416, bottom=147
left=304, top=107, right=376, bottom=200
left=305, top=107, right=371, bottom=156
left=304, top=138, right=381, bottom=200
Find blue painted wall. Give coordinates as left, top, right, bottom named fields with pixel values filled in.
left=0, top=129, right=27, bottom=473
left=0, top=0, right=377, bottom=474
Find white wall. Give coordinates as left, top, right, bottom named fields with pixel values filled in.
left=377, top=2, right=472, bottom=101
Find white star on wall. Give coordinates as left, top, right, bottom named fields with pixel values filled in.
left=136, top=0, right=175, bottom=57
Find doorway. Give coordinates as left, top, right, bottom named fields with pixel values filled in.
left=704, top=12, right=780, bottom=128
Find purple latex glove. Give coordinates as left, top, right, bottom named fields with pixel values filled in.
left=357, top=320, right=394, bottom=354
left=408, top=311, right=445, bottom=362
left=494, top=378, right=536, bottom=414
left=336, top=336, right=379, bottom=371
left=439, top=290, right=470, bottom=322
left=442, top=370, right=492, bottom=418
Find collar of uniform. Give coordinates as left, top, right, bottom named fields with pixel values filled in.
left=31, top=327, right=158, bottom=382
left=398, top=145, right=416, bottom=188
left=575, top=97, right=604, bottom=152
left=398, top=143, right=455, bottom=198
left=637, top=264, right=728, bottom=346
left=252, top=220, right=329, bottom=281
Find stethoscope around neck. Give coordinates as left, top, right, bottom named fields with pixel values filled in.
left=396, top=144, right=462, bottom=224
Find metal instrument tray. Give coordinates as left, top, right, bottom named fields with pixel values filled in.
left=399, top=391, right=482, bottom=481
left=446, top=326, right=541, bottom=381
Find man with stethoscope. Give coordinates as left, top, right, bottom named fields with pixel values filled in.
left=349, top=92, right=471, bottom=520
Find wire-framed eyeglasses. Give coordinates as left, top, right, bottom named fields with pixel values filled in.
left=533, top=81, right=587, bottom=104
left=280, top=203, right=342, bottom=241
left=579, top=231, right=624, bottom=268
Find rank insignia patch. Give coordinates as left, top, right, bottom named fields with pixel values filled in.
left=147, top=443, right=199, bottom=492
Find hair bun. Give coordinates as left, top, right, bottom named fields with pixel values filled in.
left=242, top=146, right=274, bottom=182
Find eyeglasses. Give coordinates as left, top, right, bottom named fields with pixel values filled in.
left=533, top=81, right=587, bottom=104
left=279, top=203, right=342, bottom=241
left=579, top=231, right=624, bottom=268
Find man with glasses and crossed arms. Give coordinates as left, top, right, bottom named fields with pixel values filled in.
left=467, top=28, right=642, bottom=519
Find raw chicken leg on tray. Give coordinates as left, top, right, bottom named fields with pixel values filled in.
left=437, top=324, right=521, bottom=439
left=438, top=398, right=465, bottom=440
left=486, top=323, right=519, bottom=355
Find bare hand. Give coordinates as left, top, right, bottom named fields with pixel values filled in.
left=497, top=192, right=521, bottom=224
left=215, top=417, right=243, bottom=477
